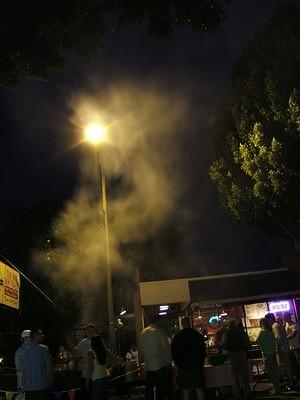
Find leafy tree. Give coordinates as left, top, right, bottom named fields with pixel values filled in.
left=0, top=0, right=227, bottom=88
left=209, top=5, right=300, bottom=243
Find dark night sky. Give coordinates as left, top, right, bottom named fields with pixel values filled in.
left=0, top=0, right=293, bottom=279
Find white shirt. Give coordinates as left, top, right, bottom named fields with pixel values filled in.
left=140, top=325, right=171, bottom=371
left=77, top=338, right=91, bottom=378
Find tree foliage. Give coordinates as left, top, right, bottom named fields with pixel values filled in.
left=209, top=5, right=300, bottom=241
left=0, top=0, right=227, bottom=88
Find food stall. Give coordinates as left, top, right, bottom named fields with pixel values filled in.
left=188, top=268, right=300, bottom=346
left=138, top=267, right=300, bottom=390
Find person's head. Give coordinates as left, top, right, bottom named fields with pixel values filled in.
left=31, top=329, right=44, bottom=344
left=87, top=323, right=97, bottom=339
left=148, top=314, right=160, bottom=327
left=181, top=316, right=191, bottom=329
left=284, top=313, right=292, bottom=324
left=260, top=318, right=269, bottom=330
left=228, top=319, right=236, bottom=328
left=21, top=330, right=31, bottom=344
left=91, top=335, right=106, bottom=365
left=265, top=313, right=276, bottom=325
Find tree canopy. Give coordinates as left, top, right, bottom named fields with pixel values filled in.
left=209, top=5, right=300, bottom=242
left=0, top=0, right=226, bottom=88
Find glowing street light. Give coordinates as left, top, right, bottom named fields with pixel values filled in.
left=84, top=122, right=106, bottom=145
left=84, top=122, right=116, bottom=353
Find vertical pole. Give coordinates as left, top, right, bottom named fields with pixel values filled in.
left=97, top=150, right=116, bottom=353
left=133, top=268, right=144, bottom=363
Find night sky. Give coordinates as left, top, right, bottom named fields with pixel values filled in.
left=0, top=0, right=292, bottom=280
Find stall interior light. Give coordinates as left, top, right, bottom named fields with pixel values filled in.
left=208, top=315, right=221, bottom=324
left=159, top=305, right=169, bottom=311
left=159, top=311, right=167, bottom=316
left=220, top=312, right=228, bottom=317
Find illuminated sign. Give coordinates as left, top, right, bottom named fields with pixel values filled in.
left=0, top=261, right=20, bottom=310
left=269, top=300, right=290, bottom=313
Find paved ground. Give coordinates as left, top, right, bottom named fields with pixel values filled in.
left=125, top=384, right=300, bottom=400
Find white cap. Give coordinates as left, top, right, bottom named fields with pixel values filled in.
left=21, top=330, right=31, bottom=340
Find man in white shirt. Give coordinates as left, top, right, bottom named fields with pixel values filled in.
left=140, top=316, right=172, bottom=400
left=76, top=323, right=97, bottom=399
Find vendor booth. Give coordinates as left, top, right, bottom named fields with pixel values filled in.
left=139, top=267, right=300, bottom=344
left=137, top=267, right=300, bottom=390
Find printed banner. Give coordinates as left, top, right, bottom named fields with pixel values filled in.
left=0, top=261, right=20, bottom=310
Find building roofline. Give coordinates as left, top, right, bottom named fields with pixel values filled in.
left=140, top=267, right=287, bottom=286
left=193, top=290, right=300, bottom=306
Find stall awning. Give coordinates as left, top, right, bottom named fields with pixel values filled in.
left=140, top=278, right=190, bottom=306
left=189, top=268, right=300, bottom=305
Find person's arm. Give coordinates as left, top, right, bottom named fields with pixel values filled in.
left=287, top=324, right=298, bottom=340
left=87, top=350, right=94, bottom=380
left=159, top=332, right=171, bottom=365
left=44, top=347, right=54, bottom=387
left=106, top=348, right=116, bottom=371
left=256, top=331, right=262, bottom=346
left=15, top=349, right=25, bottom=391
left=171, top=336, right=179, bottom=366
left=221, top=331, right=228, bottom=351
left=272, top=323, right=280, bottom=340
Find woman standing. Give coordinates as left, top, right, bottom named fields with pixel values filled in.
left=256, top=318, right=280, bottom=395
left=87, top=335, right=113, bottom=400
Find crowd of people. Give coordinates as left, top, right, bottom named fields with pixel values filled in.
left=140, top=316, right=206, bottom=400
left=13, top=324, right=116, bottom=400
left=140, top=312, right=300, bottom=400
left=11, top=312, right=300, bottom=400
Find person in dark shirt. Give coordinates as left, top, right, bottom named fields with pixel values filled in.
left=171, top=317, right=206, bottom=400
left=221, top=319, right=251, bottom=399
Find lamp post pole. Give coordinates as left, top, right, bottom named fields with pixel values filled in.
left=97, top=152, right=116, bottom=353
left=84, top=122, right=116, bottom=352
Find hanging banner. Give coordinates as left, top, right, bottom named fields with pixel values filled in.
left=0, top=261, right=20, bottom=310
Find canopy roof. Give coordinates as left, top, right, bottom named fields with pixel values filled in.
left=139, top=268, right=300, bottom=306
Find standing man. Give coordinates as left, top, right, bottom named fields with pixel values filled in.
left=265, top=313, right=293, bottom=388
left=171, top=317, right=206, bottom=400
left=76, top=323, right=97, bottom=398
left=15, top=330, right=31, bottom=392
left=140, top=315, right=172, bottom=400
left=256, top=318, right=280, bottom=395
left=23, top=329, right=53, bottom=400
left=221, top=319, right=251, bottom=399
left=284, top=313, right=300, bottom=380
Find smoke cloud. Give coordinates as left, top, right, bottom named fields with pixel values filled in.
left=32, top=79, right=191, bottom=325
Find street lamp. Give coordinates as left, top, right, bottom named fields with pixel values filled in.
left=84, top=122, right=116, bottom=352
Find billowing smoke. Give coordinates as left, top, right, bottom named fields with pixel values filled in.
left=33, top=80, right=190, bottom=325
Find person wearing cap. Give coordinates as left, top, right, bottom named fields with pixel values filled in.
left=23, top=329, right=53, bottom=400
left=15, top=330, right=31, bottom=391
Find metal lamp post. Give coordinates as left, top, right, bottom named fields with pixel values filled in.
left=84, top=123, right=116, bottom=352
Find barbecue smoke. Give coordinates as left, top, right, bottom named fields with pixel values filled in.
left=33, top=80, right=190, bottom=326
